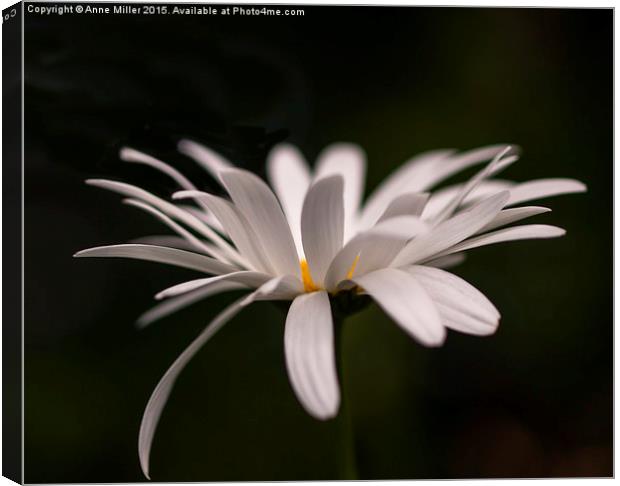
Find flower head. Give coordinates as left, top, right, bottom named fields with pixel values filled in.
left=75, top=139, right=585, bottom=478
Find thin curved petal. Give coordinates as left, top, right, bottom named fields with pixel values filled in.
left=477, top=206, right=551, bottom=234
left=130, top=235, right=208, bottom=253
left=123, top=198, right=228, bottom=261
left=137, top=281, right=246, bottom=328
left=424, top=253, right=466, bottom=269
left=220, top=169, right=301, bottom=277
left=267, top=143, right=311, bottom=257
left=174, top=190, right=273, bottom=274
left=138, top=296, right=247, bottom=479
left=120, top=147, right=217, bottom=219
left=120, top=147, right=195, bottom=191
left=358, top=149, right=455, bottom=230
left=251, top=275, right=303, bottom=301
left=392, top=191, right=510, bottom=267
left=85, top=179, right=240, bottom=263
left=177, top=204, right=225, bottom=233
left=422, top=144, right=517, bottom=191
left=138, top=277, right=294, bottom=479
left=314, top=143, right=366, bottom=240
left=177, top=139, right=233, bottom=182
left=377, top=192, right=429, bottom=223
left=352, top=268, right=445, bottom=346
left=359, top=145, right=511, bottom=230
left=433, top=224, right=566, bottom=258
left=155, top=271, right=272, bottom=300
left=301, top=175, right=345, bottom=285
left=73, top=244, right=238, bottom=275
left=422, top=180, right=515, bottom=220
left=432, top=147, right=517, bottom=223
left=284, top=291, right=340, bottom=420
left=507, top=178, right=587, bottom=206
left=408, top=266, right=500, bottom=336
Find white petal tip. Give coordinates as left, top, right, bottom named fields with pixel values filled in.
left=85, top=178, right=113, bottom=188
left=548, top=227, right=567, bottom=237
left=427, top=335, right=447, bottom=348
left=574, top=181, right=588, bottom=192
left=470, top=316, right=501, bottom=336
left=314, top=409, right=339, bottom=421
left=134, top=319, right=148, bottom=329
left=177, top=139, right=192, bottom=151
left=139, top=457, right=150, bottom=480
left=560, top=179, right=588, bottom=193
left=305, top=399, right=340, bottom=421
left=118, top=147, right=136, bottom=161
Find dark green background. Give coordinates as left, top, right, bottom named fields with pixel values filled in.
left=24, top=5, right=612, bottom=482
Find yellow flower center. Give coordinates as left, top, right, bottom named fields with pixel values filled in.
left=300, top=254, right=361, bottom=294
left=346, top=254, right=360, bottom=280
left=300, top=259, right=321, bottom=293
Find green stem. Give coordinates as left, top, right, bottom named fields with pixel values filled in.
left=334, top=316, right=358, bottom=480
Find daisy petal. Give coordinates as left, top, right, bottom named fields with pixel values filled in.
left=120, top=147, right=195, bottom=191
left=177, top=139, right=233, bottom=182
left=155, top=271, right=272, bottom=300
left=123, top=198, right=226, bottom=261
left=422, top=144, right=517, bottom=191
left=408, top=266, right=500, bottom=336
left=352, top=268, right=445, bottom=346
left=433, top=224, right=566, bottom=258
left=220, top=168, right=301, bottom=277
left=357, top=149, right=455, bottom=230
left=478, top=206, right=551, bottom=234
left=86, top=179, right=239, bottom=262
left=424, top=253, right=466, bottom=269
left=174, top=190, right=272, bottom=274
left=323, top=217, right=428, bottom=290
left=267, top=143, right=311, bottom=257
left=392, top=191, right=510, bottom=267
left=177, top=204, right=225, bottom=233
left=377, top=192, right=429, bottom=223
left=251, top=275, right=303, bottom=301
left=138, top=277, right=289, bottom=479
left=137, top=281, right=246, bottom=328
left=314, top=143, right=366, bottom=240
left=284, top=291, right=339, bottom=420
left=301, top=175, right=345, bottom=285
left=241, top=274, right=303, bottom=304
left=323, top=234, right=365, bottom=291
left=433, top=147, right=517, bottom=223
left=507, top=178, right=587, bottom=206
left=130, top=235, right=204, bottom=253
left=367, top=215, right=429, bottom=239
left=138, top=296, right=246, bottom=479
left=73, top=244, right=238, bottom=275
left=354, top=217, right=429, bottom=276
left=422, top=180, right=515, bottom=220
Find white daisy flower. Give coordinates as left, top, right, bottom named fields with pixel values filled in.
left=75, top=140, right=585, bottom=478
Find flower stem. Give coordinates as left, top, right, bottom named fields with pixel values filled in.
left=334, top=315, right=358, bottom=480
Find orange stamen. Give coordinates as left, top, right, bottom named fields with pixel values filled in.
left=300, top=259, right=321, bottom=293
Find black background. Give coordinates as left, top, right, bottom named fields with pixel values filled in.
left=24, top=4, right=612, bottom=482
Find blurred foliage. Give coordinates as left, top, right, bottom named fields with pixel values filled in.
left=24, top=6, right=611, bottom=482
